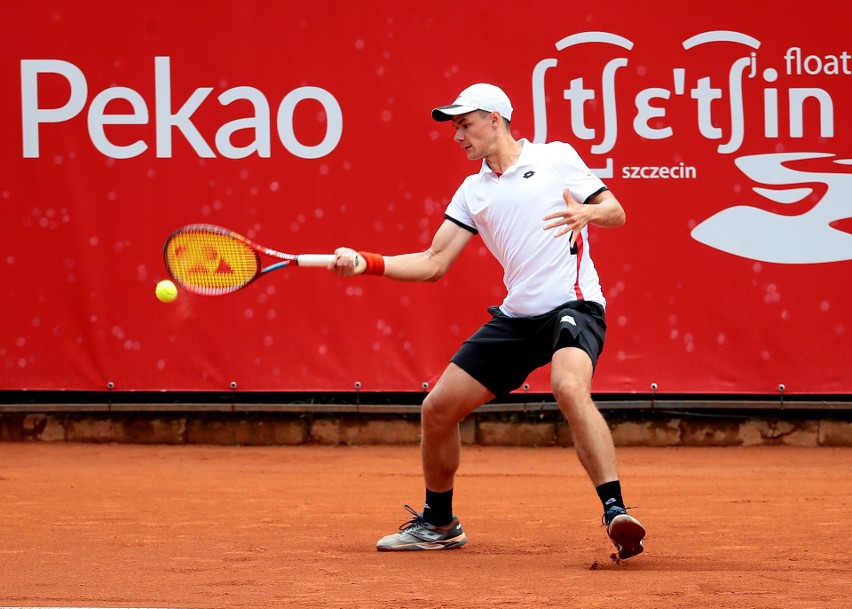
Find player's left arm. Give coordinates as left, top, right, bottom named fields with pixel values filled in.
left=584, top=189, right=627, bottom=228
left=543, top=188, right=626, bottom=241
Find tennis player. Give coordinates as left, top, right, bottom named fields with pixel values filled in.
left=332, top=83, right=646, bottom=559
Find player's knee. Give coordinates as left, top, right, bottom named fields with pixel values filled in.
left=552, top=374, right=586, bottom=403
left=421, top=393, right=459, bottom=435
left=552, top=376, right=594, bottom=418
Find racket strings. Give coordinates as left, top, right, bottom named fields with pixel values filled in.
left=165, top=230, right=260, bottom=294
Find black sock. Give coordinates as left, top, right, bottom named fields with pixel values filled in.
left=423, top=488, right=453, bottom=526
left=596, top=480, right=625, bottom=511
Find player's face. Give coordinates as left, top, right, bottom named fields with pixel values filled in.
left=451, top=111, right=498, bottom=160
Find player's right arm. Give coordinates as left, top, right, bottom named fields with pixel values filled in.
left=332, top=219, right=473, bottom=281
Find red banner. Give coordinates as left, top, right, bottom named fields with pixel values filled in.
left=2, top=1, right=850, bottom=394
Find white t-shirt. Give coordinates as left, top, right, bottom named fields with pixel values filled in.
left=445, top=139, right=609, bottom=317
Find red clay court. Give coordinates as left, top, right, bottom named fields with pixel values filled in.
left=1, top=443, right=849, bottom=608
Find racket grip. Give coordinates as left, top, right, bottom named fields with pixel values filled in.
left=296, top=254, right=337, bottom=267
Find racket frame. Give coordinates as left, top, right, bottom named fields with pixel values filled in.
left=163, top=224, right=336, bottom=295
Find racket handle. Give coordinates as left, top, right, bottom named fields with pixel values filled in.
left=296, top=254, right=337, bottom=267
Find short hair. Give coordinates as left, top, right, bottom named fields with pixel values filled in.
left=477, top=109, right=511, bottom=130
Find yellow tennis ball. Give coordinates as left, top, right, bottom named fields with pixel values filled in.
left=156, top=279, right=178, bottom=303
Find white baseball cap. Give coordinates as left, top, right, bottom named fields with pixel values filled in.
left=431, top=83, right=513, bottom=122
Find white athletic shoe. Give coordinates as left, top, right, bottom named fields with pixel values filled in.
left=376, top=504, right=467, bottom=551
left=604, top=506, right=646, bottom=559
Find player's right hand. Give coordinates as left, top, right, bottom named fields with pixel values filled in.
left=331, top=247, right=366, bottom=277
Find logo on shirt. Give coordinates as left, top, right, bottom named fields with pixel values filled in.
left=523, top=171, right=536, bottom=179
left=560, top=315, right=576, bottom=326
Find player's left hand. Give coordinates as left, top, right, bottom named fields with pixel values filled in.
left=543, top=188, right=588, bottom=246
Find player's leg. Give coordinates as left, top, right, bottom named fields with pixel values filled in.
left=421, top=362, right=494, bottom=493
left=551, top=346, right=618, bottom=485
left=376, top=363, right=493, bottom=552
left=551, top=346, right=645, bottom=559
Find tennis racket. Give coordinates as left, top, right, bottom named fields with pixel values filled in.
left=163, top=224, right=341, bottom=295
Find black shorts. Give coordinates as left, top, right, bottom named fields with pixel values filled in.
left=450, top=300, right=606, bottom=397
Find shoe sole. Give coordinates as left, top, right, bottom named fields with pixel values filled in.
left=608, top=515, right=645, bottom=559
left=376, top=534, right=467, bottom=552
